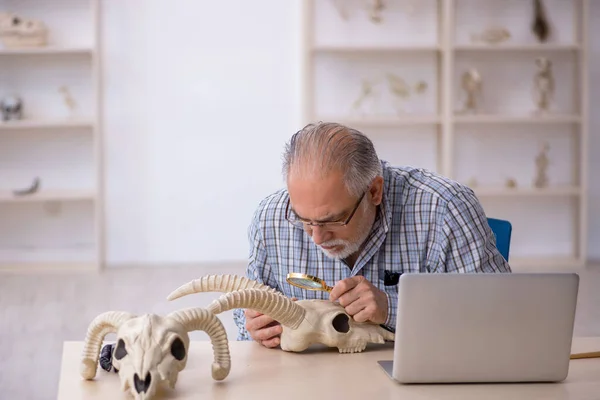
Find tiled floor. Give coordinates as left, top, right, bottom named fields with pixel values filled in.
left=1, top=263, right=599, bottom=400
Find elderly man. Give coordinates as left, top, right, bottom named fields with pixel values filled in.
left=233, top=122, right=511, bottom=348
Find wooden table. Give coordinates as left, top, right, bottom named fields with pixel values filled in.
left=57, top=337, right=600, bottom=400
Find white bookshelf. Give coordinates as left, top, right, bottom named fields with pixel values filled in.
left=0, top=0, right=103, bottom=271
left=302, top=0, right=589, bottom=270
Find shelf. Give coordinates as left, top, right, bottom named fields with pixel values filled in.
left=316, top=115, right=441, bottom=127
left=312, top=45, right=441, bottom=54
left=509, top=256, right=584, bottom=271
left=453, top=44, right=580, bottom=53
left=0, top=119, right=95, bottom=130
left=474, top=187, right=581, bottom=197
left=0, top=246, right=97, bottom=272
left=0, top=190, right=95, bottom=203
left=0, top=46, right=93, bottom=56
left=453, top=114, right=581, bottom=124
left=0, top=261, right=97, bottom=273
left=303, top=0, right=589, bottom=270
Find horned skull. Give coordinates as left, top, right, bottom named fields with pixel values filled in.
left=167, top=274, right=395, bottom=354
left=80, top=307, right=231, bottom=400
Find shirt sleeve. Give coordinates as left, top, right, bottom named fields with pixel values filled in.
left=433, top=189, right=512, bottom=273
left=233, top=202, right=279, bottom=341
left=383, top=287, right=397, bottom=333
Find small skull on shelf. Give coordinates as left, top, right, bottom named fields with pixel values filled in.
left=0, top=95, right=23, bottom=121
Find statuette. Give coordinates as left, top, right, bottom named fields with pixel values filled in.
left=532, top=57, right=554, bottom=114
left=533, top=142, right=550, bottom=188
left=459, top=69, right=483, bottom=114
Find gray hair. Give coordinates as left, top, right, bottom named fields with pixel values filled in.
left=282, top=121, right=383, bottom=198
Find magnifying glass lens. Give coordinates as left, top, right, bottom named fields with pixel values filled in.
left=289, top=277, right=323, bottom=289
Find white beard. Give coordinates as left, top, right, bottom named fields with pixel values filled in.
left=316, top=208, right=374, bottom=260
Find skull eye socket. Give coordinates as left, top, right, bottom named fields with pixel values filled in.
left=170, top=337, right=186, bottom=361
left=114, top=339, right=127, bottom=360
left=332, top=313, right=350, bottom=333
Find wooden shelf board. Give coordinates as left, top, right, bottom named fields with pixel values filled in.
left=0, top=46, right=93, bottom=55
left=474, top=187, right=581, bottom=197
left=453, top=44, right=580, bottom=52
left=509, top=256, right=585, bottom=271
left=0, top=190, right=96, bottom=203
left=0, top=262, right=98, bottom=273
left=454, top=114, right=581, bottom=124
left=0, top=119, right=94, bottom=130
left=312, top=45, right=440, bottom=54
left=316, top=115, right=441, bottom=127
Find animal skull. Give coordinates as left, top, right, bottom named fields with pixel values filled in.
left=80, top=307, right=231, bottom=400
left=167, top=274, right=395, bottom=353
left=0, top=12, right=48, bottom=48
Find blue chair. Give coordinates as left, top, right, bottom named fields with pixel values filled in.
left=487, top=218, right=512, bottom=261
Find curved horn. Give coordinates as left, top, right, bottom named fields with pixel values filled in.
left=208, top=289, right=305, bottom=329
left=168, top=307, right=231, bottom=381
left=80, top=311, right=135, bottom=379
left=167, top=274, right=278, bottom=301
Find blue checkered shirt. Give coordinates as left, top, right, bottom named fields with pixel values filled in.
left=232, top=161, right=511, bottom=340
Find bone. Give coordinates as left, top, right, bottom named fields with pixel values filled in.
left=167, top=274, right=279, bottom=301
left=379, top=327, right=396, bottom=342
left=80, top=311, right=135, bottom=379
left=207, top=288, right=305, bottom=329
left=168, top=307, right=231, bottom=381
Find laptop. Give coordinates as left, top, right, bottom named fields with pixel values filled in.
left=378, top=272, right=579, bottom=383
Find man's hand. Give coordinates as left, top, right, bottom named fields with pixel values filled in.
left=244, top=309, right=282, bottom=348
left=329, top=276, right=388, bottom=324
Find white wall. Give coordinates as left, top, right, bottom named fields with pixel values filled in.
left=102, top=0, right=303, bottom=265
left=102, top=0, right=599, bottom=266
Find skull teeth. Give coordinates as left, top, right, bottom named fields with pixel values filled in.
left=338, top=345, right=366, bottom=354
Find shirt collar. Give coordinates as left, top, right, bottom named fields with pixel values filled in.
left=379, top=160, right=393, bottom=234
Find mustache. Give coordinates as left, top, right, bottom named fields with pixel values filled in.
left=319, top=239, right=349, bottom=248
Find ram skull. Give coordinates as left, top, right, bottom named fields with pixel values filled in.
left=80, top=307, right=231, bottom=400
left=167, top=274, right=395, bottom=354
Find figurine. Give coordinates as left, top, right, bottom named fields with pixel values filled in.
left=532, top=57, right=554, bottom=114
left=505, top=178, right=517, bottom=189
left=12, top=177, right=40, bottom=196
left=80, top=307, right=231, bottom=400
left=168, top=275, right=395, bottom=354
left=386, top=73, right=410, bottom=114
left=368, top=0, right=385, bottom=23
left=532, top=0, right=550, bottom=43
left=470, top=27, right=511, bottom=45
left=59, top=86, right=77, bottom=117
left=459, top=69, right=483, bottom=114
left=414, top=80, right=428, bottom=94
left=533, top=142, right=550, bottom=188
left=351, top=78, right=379, bottom=115
left=0, top=12, right=48, bottom=48
left=0, top=95, right=23, bottom=121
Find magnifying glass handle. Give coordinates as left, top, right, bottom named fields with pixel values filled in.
left=324, top=285, right=333, bottom=292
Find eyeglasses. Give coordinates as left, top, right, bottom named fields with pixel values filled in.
left=285, top=191, right=366, bottom=230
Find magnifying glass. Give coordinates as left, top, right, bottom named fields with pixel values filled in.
left=286, top=272, right=333, bottom=292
